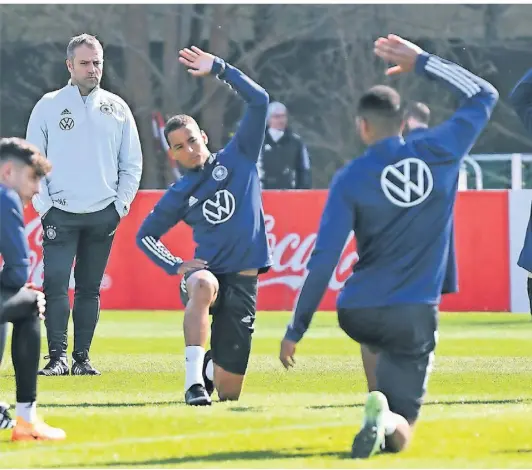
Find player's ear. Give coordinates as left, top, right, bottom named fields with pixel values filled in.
left=201, top=130, right=209, bottom=145
left=0, top=161, right=13, bottom=181
left=66, top=59, right=74, bottom=74
left=356, top=116, right=365, bottom=136
left=358, top=118, right=372, bottom=145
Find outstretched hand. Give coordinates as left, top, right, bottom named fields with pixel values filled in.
left=374, top=34, right=424, bottom=76
left=279, top=338, right=297, bottom=370
left=178, top=46, right=216, bottom=77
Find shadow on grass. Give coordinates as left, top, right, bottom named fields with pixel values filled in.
left=308, top=397, right=531, bottom=410
left=493, top=448, right=532, bottom=454
left=76, top=449, right=352, bottom=467
left=35, top=397, right=530, bottom=411
left=43, top=400, right=184, bottom=409
left=228, top=406, right=264, bottom=413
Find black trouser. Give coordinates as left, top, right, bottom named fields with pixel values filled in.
left=0, top=288, right=41, bottom=403
left=41, top=204, right=119, bottom=360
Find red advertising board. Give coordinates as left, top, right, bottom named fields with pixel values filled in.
left=22, top=190, right=510, bottom=312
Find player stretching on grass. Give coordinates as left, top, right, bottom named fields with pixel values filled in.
left=279, top=35, right=498, bottom=458
left=0, top=137, right=66, bottom=440
left=137, top=46, right=272, bottom=406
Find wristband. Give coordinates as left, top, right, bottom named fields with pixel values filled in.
left=211, top=57, right=227, bottom=79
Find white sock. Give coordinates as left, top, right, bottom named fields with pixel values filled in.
left=16, top=402, right=37, bottom=424
left=383, top=411, right=398, bottom=436
left=184, top=346, right=205, bottom=391
left=205, top=358, right=214, bottom=381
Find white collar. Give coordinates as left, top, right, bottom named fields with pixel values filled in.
left=67, top=79, right=100, bottom=98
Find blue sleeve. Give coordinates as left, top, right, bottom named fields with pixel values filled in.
left=136, top=186, right=185, bottom=276
left=413, top=53, right=499, bottom=160
left=284, top=172, right=354, bottom=343
left=212, top=58, right=269, bottom=162
left=0, top=191, right=30, bottom=290
left=509, top=68, right=532, bottom=134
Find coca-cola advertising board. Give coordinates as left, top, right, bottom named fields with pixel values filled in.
left=22, top=190, right=510, bottom=312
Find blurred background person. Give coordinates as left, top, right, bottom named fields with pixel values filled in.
left=258, top=102, right=311, bottom=190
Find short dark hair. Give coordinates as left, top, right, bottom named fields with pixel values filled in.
left=164, top=114, right=198, bottom=145
left=357, top=85, right=405, bottom=133
left=0, top=137, right=51, bottom=177
left=406, top=101, right=430, bottom=125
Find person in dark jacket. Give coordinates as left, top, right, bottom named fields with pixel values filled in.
left=258, top=102, right=311, bottom=189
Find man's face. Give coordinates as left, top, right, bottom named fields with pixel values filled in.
left=268, top=112, right=288, bottom=131
left=167, top=124, right=210, bottom=170
left=0, top=161, right=41, bottom=205
left=66, top=44, right=103, bottom=94
left=406, top=117, right=428, bottom=133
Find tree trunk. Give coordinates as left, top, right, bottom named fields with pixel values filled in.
left=159, top=4, right=180, bottom=185
left=484, top=5, right=506, bottom=44
left=124, top=5, right=159, bottom=188
left=200, top=5, right=231, bottom=150
left=159, top=5, right=198, bottom=185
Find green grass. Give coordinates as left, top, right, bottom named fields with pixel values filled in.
left=1, top=311, right=532, bottom=468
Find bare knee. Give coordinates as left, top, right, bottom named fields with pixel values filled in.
left=218, top=389, right=241, bottom=402
left=187, top=272, right=218, bottom=306
left=214, top=363, right=244, bottom=401
left=385, top=434, right=409, bottom=453
left=216, top=378, right=243, bottom=401
left=384, top=416, right=415, bottom=453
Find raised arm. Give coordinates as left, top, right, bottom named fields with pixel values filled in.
left=178, top=46, right=269, bottom=162
left=374, top=34, right=499, bottom=160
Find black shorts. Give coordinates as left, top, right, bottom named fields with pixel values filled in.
left=338, top=304, right=438, bottom=422
left=180, top=271, right=258, bottom=376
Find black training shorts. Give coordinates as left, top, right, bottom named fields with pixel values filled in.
left=338, top=303, right=438, bottom=422
left=180, top=271, right=258, bottom=376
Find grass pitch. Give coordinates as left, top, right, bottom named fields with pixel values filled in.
left=1, top=311, right=532, bottom=468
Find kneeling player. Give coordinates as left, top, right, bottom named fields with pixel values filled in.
left=0, top=137, right=66, bottom=440
left=137, top=46, right=271, bottom=406
left=279, top=35, right=498, bottom=457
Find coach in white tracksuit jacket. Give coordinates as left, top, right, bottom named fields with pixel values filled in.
left=26, top=34, right=142, bottom=377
